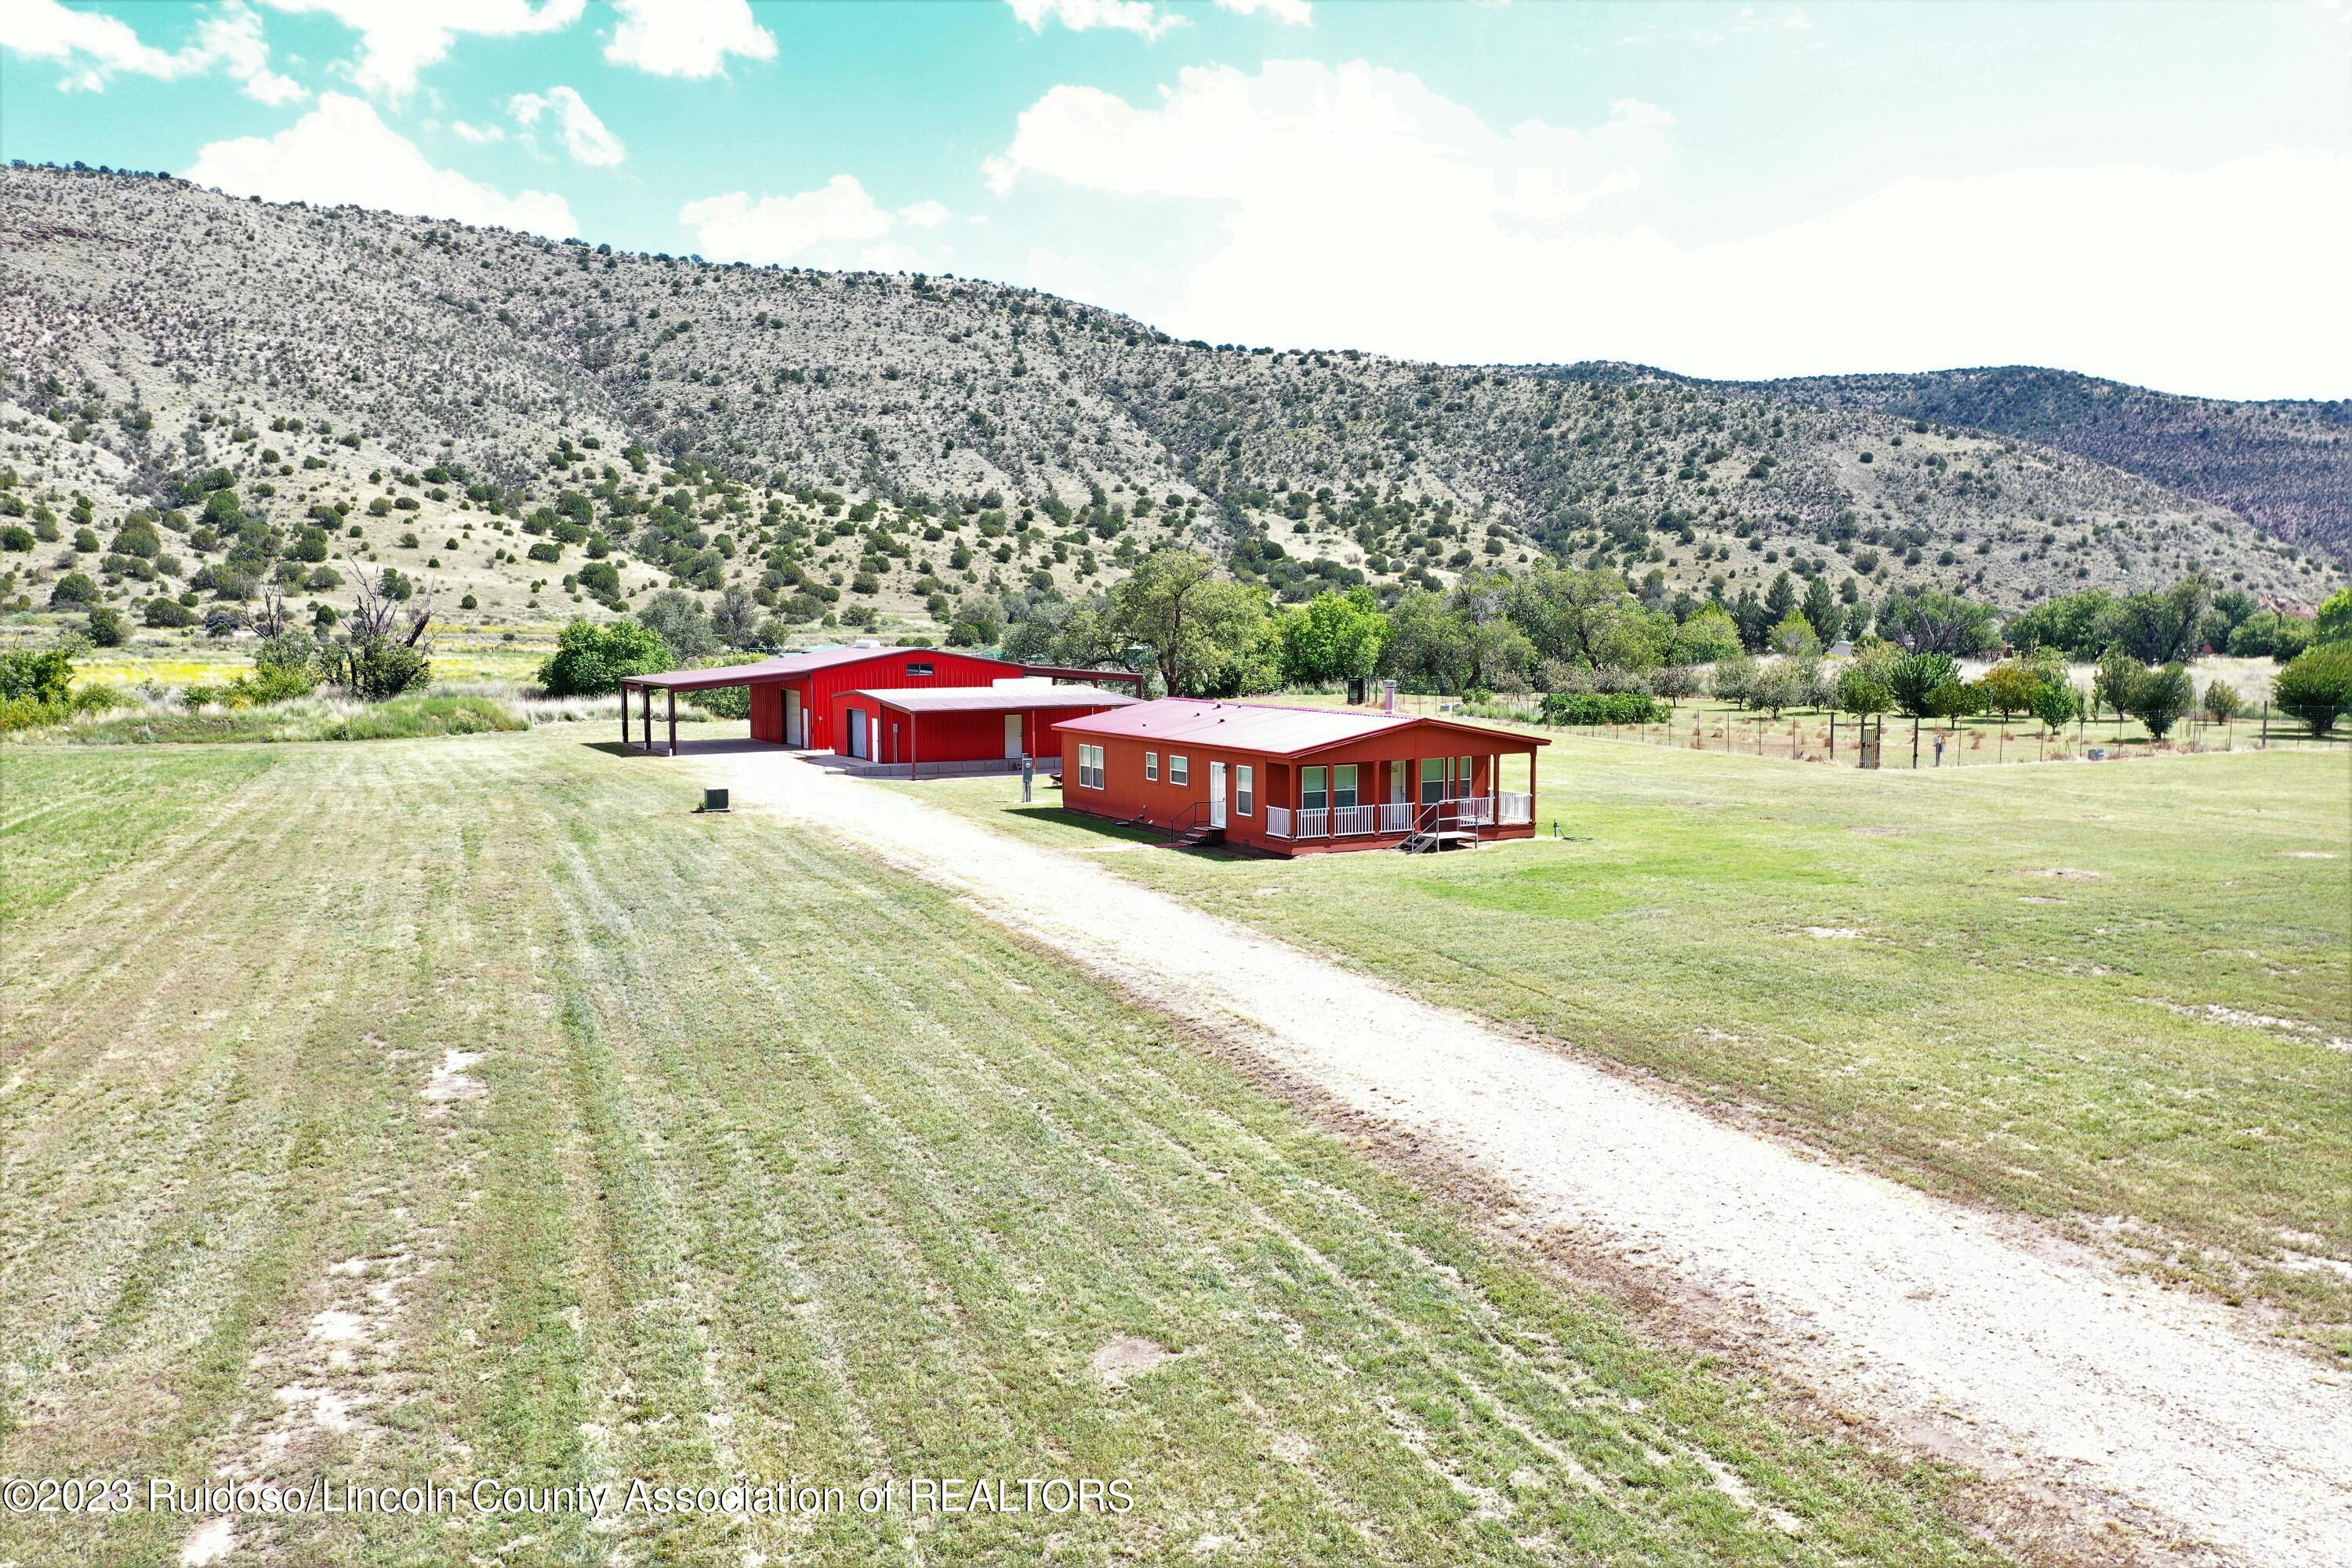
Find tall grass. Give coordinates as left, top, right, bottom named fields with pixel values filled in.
left=31, top=692, right=526, bottom=746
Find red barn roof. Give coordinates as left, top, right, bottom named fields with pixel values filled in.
left=845, top=685, right=1142, bottom=713
left=1051, top=699, right=1545, bottom=759
left=620, top=645, right=1017, bottom=693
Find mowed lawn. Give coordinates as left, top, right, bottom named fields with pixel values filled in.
left=898, top=739, right=2352, bottom=1352
left=0, top=733, right=2002, bottom=1567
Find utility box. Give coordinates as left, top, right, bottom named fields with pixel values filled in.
left=701, top=786, right=730, bottom=813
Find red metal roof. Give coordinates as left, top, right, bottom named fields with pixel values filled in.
left=1050, top=699, right=1545, bottom=758
left=846, top=684, right=1142, bottom=714
left=620, top=645, right=1015, bottom=693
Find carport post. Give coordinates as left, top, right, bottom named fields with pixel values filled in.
left=620, top=682, right=630, bottom=748
left=910, top=710, right=919, bottom=782
left=640, top=684, right=652, bottom=751
left=667, top=689, right=677, bottom=757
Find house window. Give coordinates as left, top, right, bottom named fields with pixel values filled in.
left=1301, top=766, right=1328, bottom=812
left=1236, top=764, right=1254, bottom=815
left=1460, top=755, right=1475, bottom=797
left=906, top=661, right=935, bottom=677
left=1421, top=757, right=1446, bottom=804
left=1076, top=743, right=1105, bottom=789
left=1170, top=754, right=1189, bottom=787
left=1333, top=764, right=1359, bottom=809
left=1145, top=751, right=1158, bottom=782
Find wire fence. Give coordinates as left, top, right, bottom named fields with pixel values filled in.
left=1478, top=703, right=2339, bottom=768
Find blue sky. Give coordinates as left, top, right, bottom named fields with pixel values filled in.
left=5, top=0, right=2347, bottom=397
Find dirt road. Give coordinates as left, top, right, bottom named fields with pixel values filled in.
left=700, top=746, right=2352, bottom=1567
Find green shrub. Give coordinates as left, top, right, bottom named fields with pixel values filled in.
left=0, top=649, right=73, bottom=702
left=539, top=616, right=671, bottom=696
left=1540, top=691, right=1666, bottom=726
left=2274, top=643, right=2352, bottom=736
left=336, top=638, right=432, bottom=701
left=145, top=597, right=198, bottom=628
left=85, top=608, right=129, bottom=648
left=692, top=684, right=750, bottom=720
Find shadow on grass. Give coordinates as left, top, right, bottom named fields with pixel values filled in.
left=990, top=799, right=1269, bottom=860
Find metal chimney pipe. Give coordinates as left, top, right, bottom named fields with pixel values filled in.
left=1383, top=678, right=1397, bottom=714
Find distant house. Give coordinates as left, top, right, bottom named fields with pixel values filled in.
left=1053, top=699, right=1547, bottom=855
left=616, top=644, right=1142, bottom=755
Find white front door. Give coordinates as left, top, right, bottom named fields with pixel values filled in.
left=785, top=689, right=803, bottom=746
left=1005, top=714, right=1023, bottom=759
left=1209, top=760, right=1228, bottom=828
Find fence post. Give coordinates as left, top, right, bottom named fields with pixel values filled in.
left=2261, top=702, right=2270, bottom=746
left=1829, top=711, right=1837, bottom=760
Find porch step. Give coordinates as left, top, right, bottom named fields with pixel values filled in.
left=1399, top=829, right=1479, bottom=854
left=1174, top=826, right=1225, bottom=848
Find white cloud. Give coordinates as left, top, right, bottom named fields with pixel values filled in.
left=451, top=119, right=506, bottom=144
left=678, top=176, right=950, bottom=268
left=510, top=85, right=626, bottom=166
left=1006, top=0, right=1309, bottom=40
left=260, top=0, right=586, bottom=99
left=2, top=0, right=305, bottom=103
left=186, top=91, right=577, bottom=238
left=604, top=0, right=775, bottom=78
left=989, top=60, right=2350, bottom=398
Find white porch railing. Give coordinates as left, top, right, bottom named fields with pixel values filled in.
left=1294, top=807, right=1330, bottom=839
left=1332, top=804, right=1378, bottom=836
left=1377, top=801, right=1413, bottom=833
left=1265, top=804, right=1292, bottom=839
left=1496, top=790, right=1534, bottom=826
left=1452, top=793, right=1496, bottom=825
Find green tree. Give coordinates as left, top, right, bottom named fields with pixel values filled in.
left=1876, top=588, right=2000, bottom=655
left=1670, top=604, right=1744, bottom=665
left=2274, top=644, right=2352, bottom=736
left=1976, top=660, right=2042, bottom=720
left=1799, top=575, right=1843, bottom=645
left=2111, top=576, right=2211, bottom=664
left=2026, top=677, right=2080, bottom=732
left=1769, top=612, right=1819, bottom=657
left=1110, top=550, right=1268, bottom=697
left=1834, top=647, right=1896, bottom=717
left=2203, top=680, right=2243, bottom=722
left=1762, top=571, right=1798, bottom=629
left=636, top=589, right=718, bottom=661
left=2314, top=587, right=2352, bottom=646
left=2123, top=663, right=2194, bottom=740
left=1887, top=652, right=1960, bottom=718
left=539, top=617, right=673, bottom=697
left=2092, top=646, right=2140, bottom=723
left=85, top=606, right=129, bottom=648
left=1277, top=587, right=1388, bottom=687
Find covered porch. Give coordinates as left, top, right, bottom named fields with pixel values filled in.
left=1260, top=749, right=1539, bottom=853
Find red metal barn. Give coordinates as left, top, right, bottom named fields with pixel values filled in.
left=617, top=646, right=1142, bottom=754
left=829, top=685, right=1140, bottom=775
left=1053, top=699, right=1547, bottom=855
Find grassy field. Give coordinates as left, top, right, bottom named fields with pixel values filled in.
left=0, top=730, right=2010, bottom=1566
left=896, top=736, right=2352, bottom=1354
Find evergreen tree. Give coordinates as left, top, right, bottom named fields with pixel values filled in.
left=1800, top=575, right=1842, bottom=644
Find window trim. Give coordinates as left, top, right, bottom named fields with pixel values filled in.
left=1236, top=764, right=1254, bottom=816
left=904, top=661, right=935, bottom=677
left=1169, top=753, right=1189, bottom=787
left=1076, top=742, right=1105, bottom=789
left=1144, top=750, right=1158, bottom=782
left=1301, top=764, right=1328, bottom=813
left=1333, top=763, right=1359, bottom=810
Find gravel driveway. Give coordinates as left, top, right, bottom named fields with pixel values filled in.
left=700, top=746, right=2352, bottom=1567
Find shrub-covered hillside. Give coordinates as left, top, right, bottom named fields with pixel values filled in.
left=0, top=163, right=2338, bottom=647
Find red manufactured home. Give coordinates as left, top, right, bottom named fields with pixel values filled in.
left=829, top=684, right=1139, bottom=775
left=1053, top=699, right=1547, bottom=855
left=616, top=644, right=1141, bottom=755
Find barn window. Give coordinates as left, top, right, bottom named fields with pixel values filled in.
left=1333, top=764, right=1358, bottom=809
left=905, top=661, right=935, bottom=677
left=1236, top=764, right=1254, bottom=815
left=1169, top=754, right=1189, bottom=786
left=1301, top=766, right=1327, bottom=811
